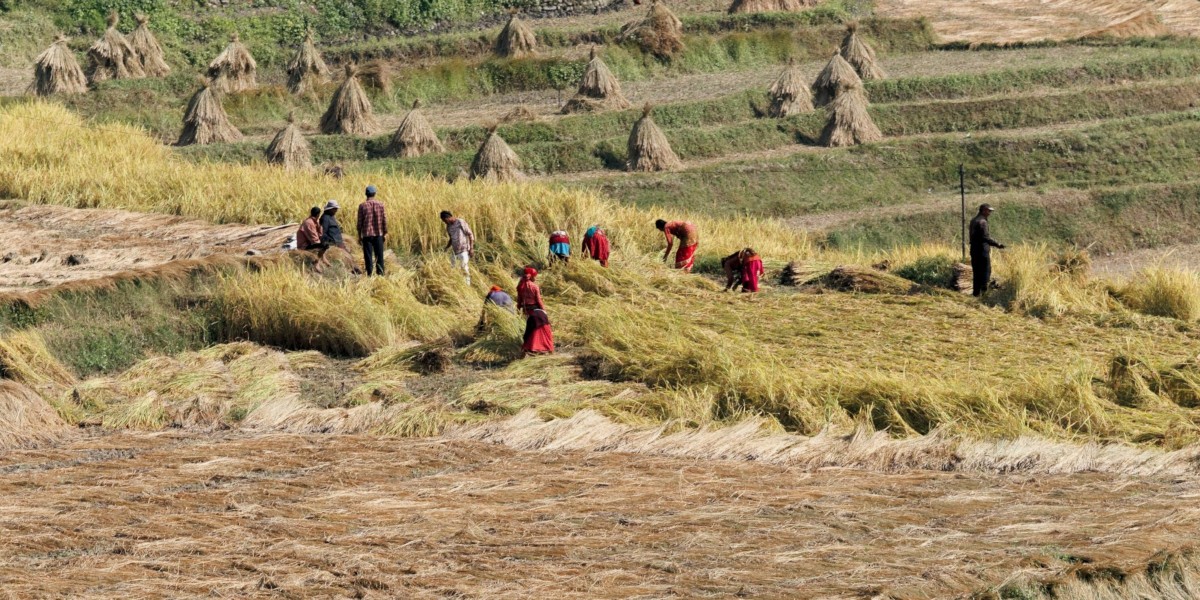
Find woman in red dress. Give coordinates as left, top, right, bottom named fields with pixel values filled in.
left=522, top=308, right=555, bottom=355
left=582, top=225, right=610, bottom=267
left=516, top=266, right=545, bottom=315
left=739, top=247, right=764, bottom=292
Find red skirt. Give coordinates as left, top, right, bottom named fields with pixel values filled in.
left=675, top=243, right=698, bottom=272
left=523, top=324, right=554, bottom=354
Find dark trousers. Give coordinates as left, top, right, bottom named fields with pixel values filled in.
left=970, top=250, right=990, bottom=297
left=362, top=236, right=385, bottom=276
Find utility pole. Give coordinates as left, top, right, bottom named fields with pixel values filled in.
left=959, top=164, right=966, bottom=262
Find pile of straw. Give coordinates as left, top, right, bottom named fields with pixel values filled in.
left=727, top=0, right=814, bottom=13
left=129, top=14, right=170, bottom=77
left=87, top=11, right=145, bottom=83
left=766, top=59, right=812, bottom=117
left=495, top=13, right=537, bottom=58
left=618, top=1, right=685, bottom=59
left=811, top=52, right=861, bottom=107
left=562, top=47, right=631, bottom=114
left=319, top=63, right=379, bottom=136
left=266, top=112, right=311, bottom=170
left=359, top=59, right=392, bottom=94
left=30, top=36, right=88, bottom=96
left=819, top=83, right=882, bottom=147
left=470, top=126, right=524, bottom=182
left=207, top=32, right=257, bottom=93
left=286, top=31, right=328, bottom=94
left=0, top=381, right=67, bottom=450
left=387, top=99, right=444, bottom=158
left=501, top=105, right=537, bottom=123
left=839, top=23, right=885, bottom=81
left=177, top=80, right=243, bottom=146
left=627, top=103, right=682, bottom=172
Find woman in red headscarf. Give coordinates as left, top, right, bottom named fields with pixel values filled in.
left=522, top=308, right=555, bottom=355
left=516, top=266, right=545, bottom=315
left=740, top=247, right=764, bottom=292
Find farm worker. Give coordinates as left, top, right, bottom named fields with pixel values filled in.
left=484, top=286, right=514, bottom=311
left=969, top=203, right=1006, bottom=297
left=516, top=266, right=546, bottom=315
left=739, top=247, right=764, bottom=293
left=441, top=210, right=475, bottom=285
left=548, top=230, right=570, bottom=263
left=721, top=250, right=744, bottom=291
left=296, top=206, right=329, bottom=274
left=357, top=185, right=387, bottom=276
left=319, top=200, right=347, bottom=252
left=581, top=225, right=610, bottom=267
left=522, top=308, right=555, bottom=355
left=656, top=219, right=699, bottom=272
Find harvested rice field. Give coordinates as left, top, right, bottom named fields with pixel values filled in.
left=2, top=428, right=1198, bottom=599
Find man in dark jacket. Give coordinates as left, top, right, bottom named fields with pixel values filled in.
left=319, top=200, right=346, bottom=252
left=969, top=203, right=1005, bottom=297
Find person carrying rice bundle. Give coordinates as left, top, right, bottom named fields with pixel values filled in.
left=522, top=308, right=555, bottom=355
left=739, top=247, right=764, bottom=292
left=548, top=230, right=570, bottom=263
left=656, top=218, right=698, bottom=272
left=582, top=225, right=610, bottom=267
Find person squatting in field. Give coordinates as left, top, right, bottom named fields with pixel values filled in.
left=296, top=206, right=330, bottom=274
left=441, top=210, right=475, bottom=285
left=581, top=225, right=610, bottom=267
left=657, top=219, right=698, bottom=272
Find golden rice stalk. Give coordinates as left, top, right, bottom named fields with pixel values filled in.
left=0, top=380, right=68, bottom=450
left=811, top=52, right=861, bottom=108
left=767, top=59, right=813, bottom=117
left=495, top=13, right=537, bottom=58
left=627, top=103, right=682, bottom=172
left=129, top=13, right=170, bottom=77
left=470, top=126, right=524, bottom=182
left=727, top=0, right=815, bottom=14
left=1120, top=267, right=1200, bottom=322
left=266, top=111, right=311, bottom=170
left=286, top=30, right=328, bottom=94
left=87, top=10, right=145, bottom=83
left=387, top=99, right=444, bottom=158
left=177, top=79, right=244, bottom=146
left=320, top=63, right=379, bottom=136
left=562, top=46, right=631, bottom=114
left=819, top=83, right=882, bottom=147
left=30, top=35, right=88, bottom=96
left=618, top=0, right=685, bottom=59
left=207, top=32, right=257, bottom=93
left=839, top=22, right=885, bottom=81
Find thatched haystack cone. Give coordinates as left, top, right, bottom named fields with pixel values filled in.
left=266, top=112, right=312, bottom=170
left=177, top=80, right=243, bottom=146
left=495, top=13, right=537, bottom=58
left=819, top=83, right=881, bottom=147
left=207, top=32, right=257, bottom=93
left=728, top=0, right=814, bottom=14
left=839, top=23, right=885, bottom=81
left=387, top=99, right=444, bottom=158
left=129, top=14, right=170, bottom=77
left=359, top=59, right=392, bottom=94
left=286, top=31, right=328, bottom=94
left=627, top=103, right=682, bottom=172
left=30, top=36, right=88, bottom=96
left=767, top=59, right=813, bottom=117
left=563, top=47, right=631, bottom=114
left=811, top=52, right=861, bottom=107
left=470, top=126, right=524, bottom=182
left=320, top=63, right=380, bottom=136
left=618, top=1, right=685, bottom=59
left=87, top=11, right=145, bottom=83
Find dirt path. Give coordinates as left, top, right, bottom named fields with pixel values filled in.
left=0, top=429, right=1196, bottom=599
left=0, top=201, right=294, bottom=294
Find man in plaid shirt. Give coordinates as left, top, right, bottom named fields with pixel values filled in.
left=357, top=185, right=387, bottom=276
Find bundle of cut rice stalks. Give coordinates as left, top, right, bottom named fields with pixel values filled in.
left=562, top=47, right=631, bottom=114
left=627, top=103, right=682, bottom=172
left=129, top=13, right=170, bottom=77
left=839, top=23, right=885, bottom=81
left=319, top=63, right=379, bottom=136
left=387, top=99, right=444, bottom=158
left=286, top=30, right=328, bottom=94
left=819, top=82, right=882, bottom=147
left=618, top=1, right=684, bottom=59
left=811, top=52, right=860, bottom=108
left=766, top=59, right=813, bottom=118
left=207, top=32, right=257, bottom=93
left=30, top=36, right=88, bottom=96
left=177, top=79, right=243, bottom=146
left=470, top=126, right=524, bottom=182
left=266, top=112, right=312, bottom=170
left=87, top=11, right=145, bottom=83
left=495, top=12, right=537, bottom=58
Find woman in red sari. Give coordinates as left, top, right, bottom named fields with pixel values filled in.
left=522, top=308, right=555, bottom=355
left=739, top=247, right=764, bottom=292
left=516, top=266, right=545, bottom=315
left=581, top=225, right=610, bottom=267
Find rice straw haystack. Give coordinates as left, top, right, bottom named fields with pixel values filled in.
left=266, top=112, right=312, bottom=170
left=819, top=83, right=882, bottom=147
left=470, top=126, right=524, bottom=182
left=562, top=47, right=631, bottom=114
left=839, top=23, right=885, bottom=81
left=618, top=1, right=685, bottom=59
left=627, top=103, right=682, bottom=172
left=320, top=63, right=379, bottom=136
left=87, top=11, right=145, bottom=83
left=811, top=52, right=861, bottom=107
left=359, top=59, right=393, bottom=94
left=177, top=80, right=243, bottom=146
left=495, top=13, right=537, bottom=58
left=129, top=14, right=170, bottom=77
left=286, top=31, right=328, bottom=94
left=766, top=59, right=813, bottom=117
left=387, top=99, right=444, bottom=158
left=207, top=32, right=257, bottom=93
left=728, top=0, right=814, bottom=14
left=30, top=36, right=88, bottom=96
